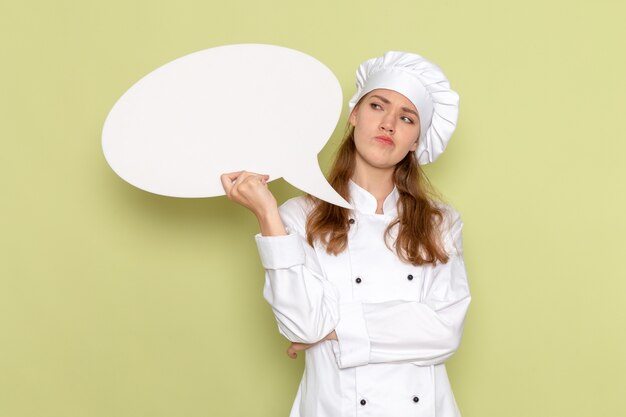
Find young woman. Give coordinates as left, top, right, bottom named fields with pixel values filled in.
left=221, top=51, right=471, bottom=417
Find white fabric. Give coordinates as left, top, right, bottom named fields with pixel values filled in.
left=255, top=180, right=471, bottom=417
left=348, top=51, right=460, bottom=165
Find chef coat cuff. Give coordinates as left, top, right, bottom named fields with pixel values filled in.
left=332, top=302, right=371, bottom=368
left=254, top=229, right=306, bottom=270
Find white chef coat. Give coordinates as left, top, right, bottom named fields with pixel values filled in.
left=255, top=179, right=471, bottom=417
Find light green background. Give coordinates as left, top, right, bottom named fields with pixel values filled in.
left=1, top=1, right=625, bottom=416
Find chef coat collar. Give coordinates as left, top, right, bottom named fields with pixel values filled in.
left=348, top=179, right=399, bottom=216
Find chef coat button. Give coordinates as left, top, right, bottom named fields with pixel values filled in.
left=348, top=218, right=355, bottom=224
left=360, top=399, right=367, bottom=406
left=355, top=277, right=362, bottom=284
left=407, top=274, right=414, bottom=281
left=413, top=396, right=419, bottom=403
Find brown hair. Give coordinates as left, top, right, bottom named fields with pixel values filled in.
left=304, top=123, right=450, bottom=266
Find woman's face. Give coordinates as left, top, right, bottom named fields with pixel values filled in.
left=349, top=88, right=421, bottom=171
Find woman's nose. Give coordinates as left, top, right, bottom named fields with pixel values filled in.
left=380, top=118, right=395, bottom=134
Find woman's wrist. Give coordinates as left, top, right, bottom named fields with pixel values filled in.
left=256, top=209, right=287, bottom=236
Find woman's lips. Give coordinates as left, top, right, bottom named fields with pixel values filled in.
left=375, top=135, right=394, bottom=145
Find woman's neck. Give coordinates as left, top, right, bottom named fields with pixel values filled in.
left=351, top=163, right=395, bottom=213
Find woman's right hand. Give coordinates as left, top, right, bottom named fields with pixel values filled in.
left=220, top=171, right=277, bottom=218
left=220, top=171, right=287, bottom=236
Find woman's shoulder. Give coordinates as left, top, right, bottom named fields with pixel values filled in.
left=432, top=201, right=464, bottom=256
left=278, top=195, right=315, bottom=217
left=277, top=195, right=316, bottom=235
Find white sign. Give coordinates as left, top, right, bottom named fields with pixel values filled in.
left=102, top=43, right=351, bottom=208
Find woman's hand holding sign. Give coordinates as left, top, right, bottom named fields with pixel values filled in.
left=220, top=171, right=287, bottom=236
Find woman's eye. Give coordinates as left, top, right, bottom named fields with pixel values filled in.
left=401, top=116, right=414, bottom=124
left=370, top=103, right=382, bottom=110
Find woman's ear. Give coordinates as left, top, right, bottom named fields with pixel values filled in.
left=348, top=106, right=358, bottom=127
left=409, top=137, right=419, bottom=152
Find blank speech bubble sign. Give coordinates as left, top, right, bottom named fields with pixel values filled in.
left=102, top=44, right=352, bottom=208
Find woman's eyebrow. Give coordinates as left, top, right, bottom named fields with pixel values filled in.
left=370, top=94, right=419, bottom=118
left=402, top=108, right=419, bottom=118
left=370, top=94, right=391, bottom=104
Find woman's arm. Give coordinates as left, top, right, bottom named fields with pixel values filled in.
left=255, top=197, right=341, bottom=344
left=330, top=208, right=471, bottom=368
left=221, top=171, right=340, bottom=344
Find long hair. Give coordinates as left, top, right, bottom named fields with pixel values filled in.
left=304, top=123, right=450, bottom=266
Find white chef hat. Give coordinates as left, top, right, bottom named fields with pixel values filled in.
left=348, top=51, right=460, bottom=164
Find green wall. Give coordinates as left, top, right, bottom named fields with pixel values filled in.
left=1, top=1, right=625, bottom=416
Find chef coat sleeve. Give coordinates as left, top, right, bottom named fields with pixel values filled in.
left=254, top=197, right=341, bottom=345
left=331, top=206, right=471, bottom=368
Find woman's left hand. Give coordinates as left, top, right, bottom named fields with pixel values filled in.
left=286, top=331, right=337, bottom=359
